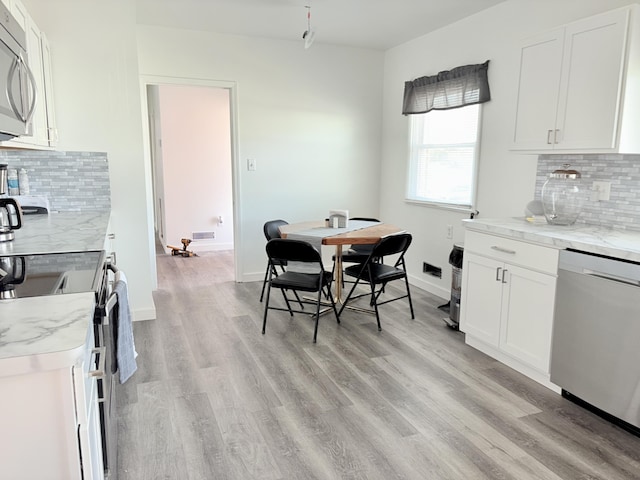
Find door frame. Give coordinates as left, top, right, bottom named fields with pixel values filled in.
left=139, top=75, right=241, bottom=287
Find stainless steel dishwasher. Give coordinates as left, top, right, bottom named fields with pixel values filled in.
left=550, top=249, right=640, bottom=435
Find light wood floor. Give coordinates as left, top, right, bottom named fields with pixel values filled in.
left=116, top=250, right=640, bottom=480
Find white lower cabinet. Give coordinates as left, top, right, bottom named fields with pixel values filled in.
left=460, top=230, right=559, bottom=390
left=0, top=325, right=104, bottom=479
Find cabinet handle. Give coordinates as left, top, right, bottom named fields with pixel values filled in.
left=88, top=347, right=106, bottom=378
left=547, top=130, right=553, bottom=144
left=495, top=267, right=502, bottom=281
left=554, top=129, right=560, bottom=144
left=491, top=246, right=516, bottom=255
left=502, top=269, right=508, bottom=284
left=108, top=233, right=115, bottom=240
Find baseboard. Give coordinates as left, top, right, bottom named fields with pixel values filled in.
left=407, top=273, right=448, bottom=300
left=132, top=306, right=156, bottom=322
left=189, top=242, right=234, bottom=253
left=465, top=335, right=561, bottom=393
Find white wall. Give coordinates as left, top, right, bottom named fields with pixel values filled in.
left=157, top=84, right=234, bottom=252
left=137, top=26, right=385, bottom=279
left=25, top=0, right=156, bottom=320
left=381, top=0, right=638, bottom=299
left=23, top=0, right=632, bottom=309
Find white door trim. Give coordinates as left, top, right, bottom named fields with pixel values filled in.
left=139, top=75, right=241, bottom=287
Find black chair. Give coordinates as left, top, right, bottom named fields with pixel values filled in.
left=262, top=239, right=340, bottom=343
left=331, top=217, right=381, bottom=287
left=338, top=233, right=414, bottom=331
left=259, top=220, right=289, bottom=302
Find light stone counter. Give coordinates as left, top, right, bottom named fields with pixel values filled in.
left=0, top=212, right=109, bottom=376
left=0, top=211, right=110, bottom=256
left=0, top=293, right=95, bottom=376
left=463, top=218, right=640, bottom=262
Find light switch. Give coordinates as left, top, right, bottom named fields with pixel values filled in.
left=247, top=158, right=257, bottom=171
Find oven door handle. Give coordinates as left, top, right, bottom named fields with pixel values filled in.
left=104, top=290, right=118, bottom=326
left=88, top=346, right=106, bottom=378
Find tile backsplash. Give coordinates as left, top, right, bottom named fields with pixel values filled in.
left=536, top=154, right=640, bottom=231
left=0, top=150, right=110, bottom=212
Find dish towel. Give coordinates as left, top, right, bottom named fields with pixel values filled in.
left=113, top=274, right=138, bottom=383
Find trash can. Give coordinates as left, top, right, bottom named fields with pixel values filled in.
left=447, top=244, right=464, bottom=329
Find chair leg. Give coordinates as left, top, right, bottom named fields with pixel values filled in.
left=280, top=289, right=294, bottom=316
left=369, top=282, right=382, bottom=331
left=403, top=274, right=415, bottom=319
left=293, top=291, right=305, bottom=309
left=326, top=284, right=340, bottom=325
left=259, top=261, right=271, bottom=302
left=262, top=278, right=273, bottom=334
left=312, top=288, right=322, bottom=343
left=337, top=275, right=363, bottom=317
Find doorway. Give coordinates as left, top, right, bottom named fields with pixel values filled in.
left=140, top=76, right=241, bottom=287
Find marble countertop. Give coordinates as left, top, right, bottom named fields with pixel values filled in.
left=0, top=293, right=96, bottom=376
left=0, top=211, right=110, bottom=255
left=0, top=211, right=110, bottom=376
left=463, top=217, right=640, bottom=263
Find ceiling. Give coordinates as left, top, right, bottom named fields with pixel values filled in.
left=135, top=0, right=508, bottom=50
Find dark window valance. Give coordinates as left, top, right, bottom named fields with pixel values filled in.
left=402, top=60, right=491, bottom=115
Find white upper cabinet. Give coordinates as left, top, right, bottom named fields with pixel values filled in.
left=1, top=0, right=56, bottom=149
left=511, top=29, right=565, bottom=151
left=511, top=6, right=640, bottom=153
left=40, top=32, right=57, bottom=147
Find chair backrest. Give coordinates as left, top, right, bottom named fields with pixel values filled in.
left=263, top=219, right=288, bottom=241
left=370, top=233, right=412, bottom=259
left=348, top=218, right=380, bottom=253
left=266, top=239, right=323, bottom=265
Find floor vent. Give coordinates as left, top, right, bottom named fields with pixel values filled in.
left=423, top=262, right=442, bottom=278
left=192, top=231, right=215, bottom=240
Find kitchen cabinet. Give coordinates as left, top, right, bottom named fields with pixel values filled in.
left=460, top=230, right=559, bottom=389
left=0, top=0, right=56, bottom=149
left=40, top=31, right=57, bottom=146
left=511, top=6, right=640, bottom=153
left=0, top=300, right=104, bottom=479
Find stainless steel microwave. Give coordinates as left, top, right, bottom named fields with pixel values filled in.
left=0, top=2, right=36, bottom=141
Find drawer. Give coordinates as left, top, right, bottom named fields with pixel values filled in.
left=464, top=230, right=559, bottom=274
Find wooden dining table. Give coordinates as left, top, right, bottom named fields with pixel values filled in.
left=279, top=220, right=405, bottom=302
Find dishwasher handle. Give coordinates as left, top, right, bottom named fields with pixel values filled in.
left=559, top=250, right=640, bottom=285
left=584, top=270, right=640, bottom=288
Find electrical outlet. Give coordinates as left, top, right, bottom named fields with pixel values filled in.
left=592, top=181, right=611, bottom=201
left=446, top=224, right=453, bottom=239
left=247, top=158, right=257, bottom=171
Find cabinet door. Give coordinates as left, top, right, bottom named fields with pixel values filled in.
left=459, top=252, right=503, bottom=347
left=25, top=16, right=47, bottom=145
left=40, top=32, right=57, bottom=146
left=556, top=8, right=629, bottom=150
left=499, top=264, right=556, bottom=373
left=511, top=29, right=564, bottom=150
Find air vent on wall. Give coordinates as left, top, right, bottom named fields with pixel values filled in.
left=192, top=231, right=215, bottom=240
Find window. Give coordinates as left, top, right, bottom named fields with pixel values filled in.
left=406, top=104, right=481, bottom=209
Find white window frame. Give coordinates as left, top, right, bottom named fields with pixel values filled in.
left=405, top=104, right=482, bottom=212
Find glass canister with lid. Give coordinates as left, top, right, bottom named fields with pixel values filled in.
left=541, top=164, right=585, bottom=225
